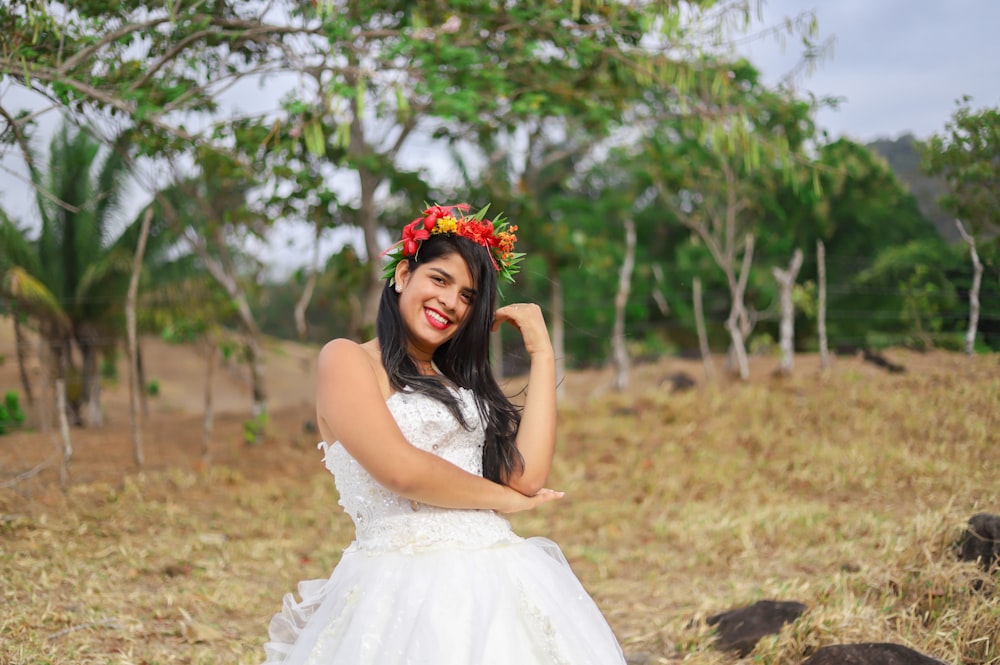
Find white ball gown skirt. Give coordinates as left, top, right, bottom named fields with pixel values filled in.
left=261, top=389, right=626, bottom=664
left=262, top=535, right=626, bottom=665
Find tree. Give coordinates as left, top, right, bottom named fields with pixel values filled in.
left=817, top=140, right=956, bottom=349
left=921, top=100, right=1000, bottom=240
left=125, top=207, right=153, bottom=465
left=152, top=156, right=271, bottom=438
left=644, top=61, right=815, bottom=379
left=772, top=248, right=803, bottom=374
left=922, top=99, right=1000, bottom=353
left=0, top=122, right=133, bottom=427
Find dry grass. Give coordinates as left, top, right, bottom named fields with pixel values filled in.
left=1, top=348, right=998, bottom=664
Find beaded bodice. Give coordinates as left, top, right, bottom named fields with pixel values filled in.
left=319, top=387, right=520, bottom=554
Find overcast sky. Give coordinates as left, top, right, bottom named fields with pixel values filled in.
left=2, top=1, right=998, bottom=272
left=739, top=0, right=1000, bottom=141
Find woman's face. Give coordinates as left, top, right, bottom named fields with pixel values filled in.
left=395, top=251, right=477, bottom=356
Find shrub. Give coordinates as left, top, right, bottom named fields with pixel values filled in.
left=243, top=411, right=269, bottom=446
left=0, top=391, right=25, bottom=435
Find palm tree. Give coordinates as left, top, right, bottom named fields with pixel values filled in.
left=0, top=121, right=162, bottom=427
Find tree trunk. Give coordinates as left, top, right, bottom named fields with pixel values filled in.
left=548, top=264, right=566, bottom=401
left=353, top=107, right=384, bottom=336
left=725, top=234, right=755, bottom=380
left=137, top=343, right=149, bottom=418
left=126, top=206, right=153, bottom=467
left=80, top=340, right=103, bottom=427
left=816, top=239, right=830, bottom=370
left=955, top=220, right=983, bottom=356
left=693, top=277, right=714, bottom=381
left=12, top=312, right=35, bottom=405
left=611, top=217, right=636, bottom=392
left=651, top=264, right=670, bottom=316
left=772, top=248, right=804, bottom=376
left=294, top=218, right=323, bottom=340
left=53, top=345, right=72, bottom=483
left=245, top=333, right=268, bottom=443
left=203, top=337, right=217, bottom=460
left=37, top=335, right=52, bottom=433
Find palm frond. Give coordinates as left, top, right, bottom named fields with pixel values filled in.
left=0, top=214, right=43, bottom=277
left=2, top=266, right=71, bottom=332
left=75, top=251, right=133, bottom=307
left=92, top=138, right=130, bottom=240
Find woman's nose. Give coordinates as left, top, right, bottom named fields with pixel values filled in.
left=438, top=288, right=458, bottom=310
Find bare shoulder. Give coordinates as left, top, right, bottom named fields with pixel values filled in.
left=319, top=337, right=363, bottom=364
left=317, top=338, right=389, bottom=398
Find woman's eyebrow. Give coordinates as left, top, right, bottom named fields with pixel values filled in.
left=430, top=267, right=477, bottom=296
left=429, top=267, right=454, bottom=281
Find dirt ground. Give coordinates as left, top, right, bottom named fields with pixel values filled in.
left=0, top=318, right=321, bottom=492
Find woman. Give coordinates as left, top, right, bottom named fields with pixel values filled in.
left=262, top=203, right=626, bottom=664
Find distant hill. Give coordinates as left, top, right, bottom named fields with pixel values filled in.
left=866, top=134, right=957, bottom=241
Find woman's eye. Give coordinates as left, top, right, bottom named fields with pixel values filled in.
left=461, top=292, right=473, bottom=304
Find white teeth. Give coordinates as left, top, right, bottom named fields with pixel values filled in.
left=426, top=309, right=448, bottom=325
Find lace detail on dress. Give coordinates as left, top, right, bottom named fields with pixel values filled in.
left=319, top=387, right=520, bottom=554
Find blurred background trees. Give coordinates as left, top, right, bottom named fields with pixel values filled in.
left=1, top=0, right=996, bottom=431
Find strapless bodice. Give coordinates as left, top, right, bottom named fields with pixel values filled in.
left=319, top=387, right=520, bottom=554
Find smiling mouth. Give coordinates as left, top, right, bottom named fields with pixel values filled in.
left=424, top=308, right=451, bottom=330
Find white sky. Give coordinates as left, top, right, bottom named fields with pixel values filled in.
left=738, top=0, right=1000, bottom=141
left=2, top=1, right=998, bottom=274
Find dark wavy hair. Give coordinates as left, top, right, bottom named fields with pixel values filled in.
left=376, top=234, right=524, bottom=484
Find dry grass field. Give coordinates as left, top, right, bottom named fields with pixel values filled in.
left=1, top=316, right=998, bottom=664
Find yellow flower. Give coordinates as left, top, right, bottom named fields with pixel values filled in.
left=432, top=216, right=458, bottom=234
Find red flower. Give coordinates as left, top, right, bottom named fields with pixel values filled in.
left=459, top=220, right=498, bottom=248
left=421, top=203, right=469, bottom=231
left=401, top=220, right=430, bottom=256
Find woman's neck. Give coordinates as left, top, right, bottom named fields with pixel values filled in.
left=412, top=357, right=438, bottom=376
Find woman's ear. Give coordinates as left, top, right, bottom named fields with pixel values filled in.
left=394, top=260, right=411, bottom=290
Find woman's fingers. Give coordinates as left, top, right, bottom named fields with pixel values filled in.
left=497, top=487, right=565, bottom=514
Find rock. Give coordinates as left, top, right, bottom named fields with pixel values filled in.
left=662, top=371, right=696, bottom=392
left=861, top=349, right=905, bottom=373
left=957, top=513, right=1000, bottom=573
left=801, top=643, right=949, bottom=665
left=706, top=599, right=807, bottom=656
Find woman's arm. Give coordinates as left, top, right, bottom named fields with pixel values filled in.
left=492, top=304, right=557, bottom=496
left=316, top=338, right=561, bottom=513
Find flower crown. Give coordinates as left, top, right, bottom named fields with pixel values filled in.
left=381, top=203, right=523, bottom=286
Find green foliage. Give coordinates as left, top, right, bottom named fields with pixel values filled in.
left=243, top=411, right=269, bottom=446
left=855, top=239, right=962, bottom=350
left=100, top=348, right=119, bottom=382
left=11, top=1, right=974, bottom=364
left=256, top=246, right=368, bottom=342
left=921, top=98, right=1000, bottom=238
left=0, top=391, right=26, bottom=435
left=145, top=379, right=160, bottom=397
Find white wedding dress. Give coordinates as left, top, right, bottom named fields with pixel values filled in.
left=262, top=386, right=626, bottom=665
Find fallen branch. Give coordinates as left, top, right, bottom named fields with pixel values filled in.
left=0, top=454, right=60, bottom=489
left=47, top=618, right=121, bottom=641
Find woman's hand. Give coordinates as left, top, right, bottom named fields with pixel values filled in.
left=492, top=303, right=553, bottom=357
left=496, top=487, right=565, bottom=514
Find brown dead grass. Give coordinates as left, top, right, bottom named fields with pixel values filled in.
left=1, top=315, right=999, bottom=664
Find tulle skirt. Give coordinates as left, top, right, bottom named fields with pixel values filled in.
left=262, top=537, right=626, bottom=665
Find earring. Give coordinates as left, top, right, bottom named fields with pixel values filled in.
left=395, top=283, right=402, bottom=293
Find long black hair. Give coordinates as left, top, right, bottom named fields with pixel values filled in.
left=376, top=233, right=524, bottom=484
